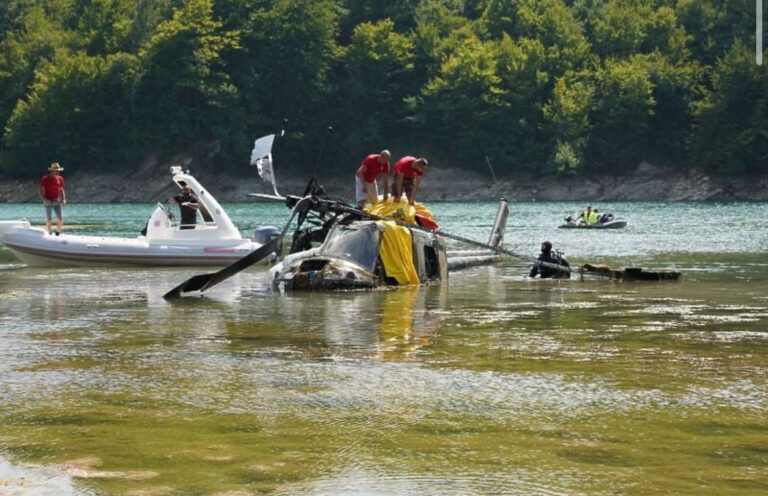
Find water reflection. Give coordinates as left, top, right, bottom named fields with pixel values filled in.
left=377, top=286, right=443, bottom=358
left=265, top=285, right=446, bottom=357
left=39, top=292, right=69, bottom=322
left=522, top=280, right=573, bottom=330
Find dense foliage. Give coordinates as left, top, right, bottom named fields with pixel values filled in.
left=0, top=0, right=765, bottom=179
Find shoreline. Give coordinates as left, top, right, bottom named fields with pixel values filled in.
left=2, top=162, right=767, bottom=203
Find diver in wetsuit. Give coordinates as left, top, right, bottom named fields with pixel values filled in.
left=529, top=241, right=570, bottom=279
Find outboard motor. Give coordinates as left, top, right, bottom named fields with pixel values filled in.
left=599, top=213, right=614, bottom=224
left=252, top=226, right=280, bottom=244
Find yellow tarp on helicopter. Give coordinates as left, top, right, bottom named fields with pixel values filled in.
left=376, top=221, right=420, bottom=285
left=366, top=199, right=436, bottom=227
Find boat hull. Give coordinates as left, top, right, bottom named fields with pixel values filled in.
left=0, top=222, right=272, bottom=267
left=558, top=220, right=627, bottom=229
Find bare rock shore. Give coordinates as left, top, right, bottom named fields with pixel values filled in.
left=1, top=160, right=766, bottom=203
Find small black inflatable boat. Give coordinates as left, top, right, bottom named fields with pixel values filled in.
left=558, top=213, right=627, bottom=229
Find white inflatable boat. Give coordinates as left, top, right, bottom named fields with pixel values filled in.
left=0, top=167, right=277, bottom=267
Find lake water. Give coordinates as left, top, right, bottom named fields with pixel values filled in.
left=1, top=201, right=767, bottom=495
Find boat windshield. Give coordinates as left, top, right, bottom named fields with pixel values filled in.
left=321, top=225, right=380, bottom=272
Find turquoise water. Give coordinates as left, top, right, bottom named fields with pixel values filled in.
left=3, top=200, right=766, bottom=259
left=0, top=201, right=767, bottom=495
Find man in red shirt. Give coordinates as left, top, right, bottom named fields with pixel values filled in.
left=355, top=150, right=390, bottom=208
left=39, top=162, right=67, bottom=235
left=392, top=156, right=428, bottom=205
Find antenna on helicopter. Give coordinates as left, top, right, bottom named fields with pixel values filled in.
left=301, top=126, right=333, bottom=199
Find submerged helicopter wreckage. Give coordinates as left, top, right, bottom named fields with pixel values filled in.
left=267, top=193, right=510, bottom=291
left=164, top=132, right=513, bottom=299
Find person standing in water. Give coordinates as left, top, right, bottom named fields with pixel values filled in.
left=39, top=162, right=67, bottom=235
left=529, top=241, right=570, bottom=279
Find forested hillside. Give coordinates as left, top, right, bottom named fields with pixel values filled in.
left=0, top=0, right=765, bottom=178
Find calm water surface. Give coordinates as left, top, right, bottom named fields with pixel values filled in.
left=0, top=201, right=767, bottom=495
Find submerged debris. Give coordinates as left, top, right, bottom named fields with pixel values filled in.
left=580, top=263, right=682, bottom=281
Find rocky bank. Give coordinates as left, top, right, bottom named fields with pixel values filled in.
left=1, top=158, right=766, bottom=203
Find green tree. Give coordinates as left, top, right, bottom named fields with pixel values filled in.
left=0, top=0, right=35, bottom=35
left=228, top=0, right=339, bottom=165
left=137, top=0, right=239, bottom=148
left=411, top=0, right=478, bottom=85
left=340, top=0, right=419, bottom=40
left=335, top=19, right=415, bottom=151
left=483, top=0, right=592, bottom=75
left=643, top=53, right=701, bottom=164
left=694, top=42, right=768, bottom=174
left=588, top=0, right=689, bottom=61
left=0, top=0, right=762, bottom=180
left=587, top=55, right=656, bottom=170
left=543, top=74, right=594, bottom=172
left=676, top=0, right=755, bottom=65
left=420, top=34, right=508, bottom=163
left=3, top=52, right=142, bottom=175
left=0, top=6, right=71, bottom=132
left=76, top=0, right=173, bottom=55
left=493, top=34, right=550, bottom=171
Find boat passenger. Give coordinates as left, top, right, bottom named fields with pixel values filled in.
left=529, top=241, right=570, bottom=279
left=39, top=162, right=67, bottom=236
left=582, top=205, right=599, bottom=225
left=355, top=150, right=390, bottom=208
left=392, top=156, right=428, bottom=205
left=170, top=185, right=200, bottom=230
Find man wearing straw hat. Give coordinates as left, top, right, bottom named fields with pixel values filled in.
left=39, top=162, right=67, bottom=235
